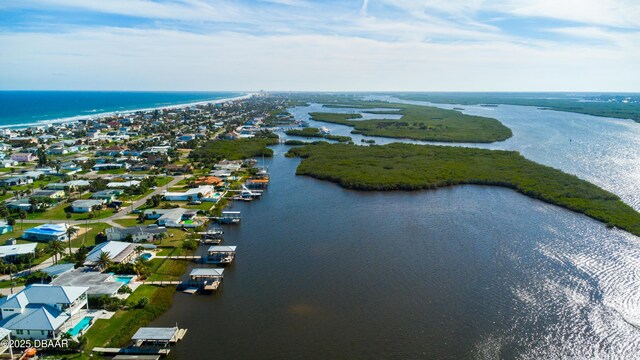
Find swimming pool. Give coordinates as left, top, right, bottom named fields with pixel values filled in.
left=68, top=316, right=93, bottom=336
left=113, top=275, right=134, bottom=284
left=140, top=252, right=153, bottom=261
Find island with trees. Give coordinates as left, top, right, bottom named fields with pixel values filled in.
left=287, top=142, right=640, bottom=236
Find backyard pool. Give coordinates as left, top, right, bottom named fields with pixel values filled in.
left=140, top=252, right=153, bottom=261
left=112, top=275, right=135, bottom=285
left=68, top=316, right=93, bottom=336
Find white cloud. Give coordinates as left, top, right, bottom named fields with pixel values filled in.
left=0, top=27, right=637, bottom=91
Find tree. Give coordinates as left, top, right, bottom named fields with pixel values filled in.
left=18, top=210, right=26, bottom=229
left=6, top=217, right=15, bottom=227
left=66, top=226, right=78, bottom=257
left=137, top=212, right=145, bottom=223
left=47, top=240, right=66, bottom=265
left=96, top=251, right=112, bottom=270
left=74, top=245, right=89, bottom=268
left=133, top=257, right=148, bottom=279
left=37, top=146, right=47, bottom=167
left=29, top=197, right=38, bottom=213
left=6, top=263, right=17, bottom=294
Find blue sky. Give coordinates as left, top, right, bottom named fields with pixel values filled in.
left=1, top=0, right=639, bottom=91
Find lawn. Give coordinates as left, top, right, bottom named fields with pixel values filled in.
left=26, top=202, right=116, bottom=221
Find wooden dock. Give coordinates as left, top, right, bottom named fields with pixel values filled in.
left=143, top=281, right=181, bottom=286
left=92, top=347, right=171, bottom=356
left=154, top=255, right=201, bottom=261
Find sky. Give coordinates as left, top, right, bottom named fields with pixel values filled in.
left=1, top=0, right=639, bottom=91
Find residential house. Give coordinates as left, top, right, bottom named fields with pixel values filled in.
left=71, top=199, right=105, bottom=213
left=51, top=268, right=123, bottom=297
left=22, top=224, right=73, bottom=242
left=0, top=284, right=89, bottom=339
left=105, top=225, right=167, bottom=242
left=31, top=189, right=65, bottom=200
left=0, top=159, right=17, bottom=168
left=164, top=164, right=193, bottom=174
left=0, top=221, right=12, bottom=234
left=143, top=208, right=200, bottom=228
left=84, top=241, right=137, bottom=267
left=91, top=190, right=121, bottom=203
left=163, top=185, right=214, bottom=201
left=10, top=153, right=36, bottom=163
left=92, top=163, right=128, bottom=171
left=0, top=243, right=36, bottom=263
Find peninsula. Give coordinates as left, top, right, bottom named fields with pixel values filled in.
left=286, top=142, right=640, bottom=236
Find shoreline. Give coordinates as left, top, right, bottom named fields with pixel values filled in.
left=0, top=92, right=255, bottom=130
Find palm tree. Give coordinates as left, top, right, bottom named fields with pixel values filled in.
left=47, top=240, right=65, bottom=264
left=133, top=257, right=148, bottom=280
left=6, top=263, right=17, bottom=294
left=96, top=251, right=111, bottom=271
left=18, top=210, right=26, bottom=229
left=66, top=226, right=78, bottom=257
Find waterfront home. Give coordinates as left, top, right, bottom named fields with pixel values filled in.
left=0, top=284, right=89, bottom=339
left=71, top=199, right=105, bottom=213
left=194, top=176, right=224, bottom=187
left=51, top=268, right=123, bottom=297
left=10, top=153, right=36, bottom=163
left=0, top=221, right=12, bottom=234
left=214, top=160, right=242, bottom=172
left=163, top=185, right=214, bottom=201
left=188, top=268, right=224, bottom=291
left=143, top=208, right=200, bottom=228
left=31, top=189, right=65, bottom=200
left=0, top=243, right=36, bottom=263
left=106, top=225, right=167, bottom=242
left=203, top=246, right=237, bottom=264
left=84, top=241, right=138, bottom=267
left=23, top=223, right=73, bottom=242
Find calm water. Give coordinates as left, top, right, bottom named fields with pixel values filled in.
left=0, top=91, right=243, bottom=127
left=152, top=102, right=640, bottom=359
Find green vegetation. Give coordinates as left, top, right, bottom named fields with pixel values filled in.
left=189, top=138, right=278, bottom=164
left=284, top=140, right=308, bottom=146
left=287, top=143, right=640, bottom=236
left=83, top=285, right=175, bottom=353
left=309, top=101, right=512, bottom=143
left=285, top=127, right=352, bottom=142
left=395, top=93, right=640, bottom=122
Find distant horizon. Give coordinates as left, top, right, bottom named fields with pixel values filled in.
left=1, top=90, right=640, bottom=94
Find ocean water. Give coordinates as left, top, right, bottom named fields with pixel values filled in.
left=0, top=91, right=243, bottom=127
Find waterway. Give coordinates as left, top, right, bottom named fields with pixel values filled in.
left=152, top=101, right=640, bottom=359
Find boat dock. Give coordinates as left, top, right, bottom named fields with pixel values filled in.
left=203, top=245, right=237, bottom=265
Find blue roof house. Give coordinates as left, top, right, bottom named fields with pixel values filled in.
left=22, top=224, right=72, bottom=242
left=0, top=284, right=89, bottom=339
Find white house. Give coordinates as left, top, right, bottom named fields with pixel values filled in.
left=84, top=241, right=137, bottom=267
left=163, top=185, right=215, bottom=201
left=10, top=153, right=36, bottom=163
left=0, top=285, right=89, bottom=339
left=71, top=199, right=105, bottom=213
